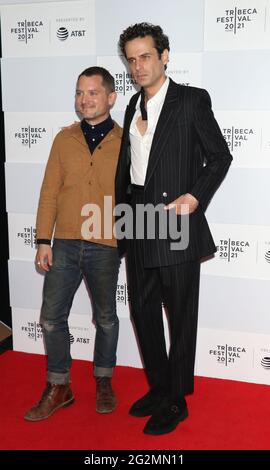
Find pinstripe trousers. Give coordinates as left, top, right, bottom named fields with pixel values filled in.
left=126, top=186, right=201, bottom=400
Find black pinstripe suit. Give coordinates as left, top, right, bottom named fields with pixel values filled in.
left=115, top=78, right=232, bottom=399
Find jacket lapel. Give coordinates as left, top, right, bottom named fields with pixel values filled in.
left=123, top=93, right=138, bottom=144
left=144, top=79, right=181, bottom=188
left=118, top=94, right=138, bottom=170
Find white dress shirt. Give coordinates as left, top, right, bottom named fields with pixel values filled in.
left=130, top=77, right=169, bottom=185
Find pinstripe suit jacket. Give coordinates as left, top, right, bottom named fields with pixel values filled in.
left=115, top=78, right=232, bottom=267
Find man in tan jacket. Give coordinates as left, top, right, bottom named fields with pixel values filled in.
left=24, top=67, right=122, bottom=421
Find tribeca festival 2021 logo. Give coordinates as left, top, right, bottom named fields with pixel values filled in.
left=21, top=321, right=43, bottom=342
left=209, top=343, right=247, bottom=366
left=14, top=126, right=47, bottom=148
left=10, top=19, right=44, bottom=44
left=114, top=69, right=136, bottom=96
left=116, top=283, right=130, bottom=306
left=216, top=7, right=258, bottom=34
left=17, top=226, right=36, bottom=248
left=216, top=237, right=250, bottom=262
left=55, top=16, right=86, bottom=41
left=222, top=126, right=255, bottom=152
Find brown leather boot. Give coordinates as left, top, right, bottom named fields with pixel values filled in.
left=96, top=377, right=117, bottom=413
left=24, top=382, right=75, bottom=421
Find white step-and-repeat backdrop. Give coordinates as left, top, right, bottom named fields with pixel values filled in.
left=1, top=0, right=270, bottom=385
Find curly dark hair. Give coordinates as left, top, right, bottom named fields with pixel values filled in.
left=118, top=22, right=170, bottom=58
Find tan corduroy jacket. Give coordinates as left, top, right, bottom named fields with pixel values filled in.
left=36, top=121, right=123, bottom=247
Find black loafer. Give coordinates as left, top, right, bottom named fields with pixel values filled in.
left=129, top=389, right=165, bottom=417
left=143, top=398, right=188, bottom=435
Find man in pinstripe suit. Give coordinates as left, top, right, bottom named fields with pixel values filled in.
left=116, top=23, right=232, bottom=435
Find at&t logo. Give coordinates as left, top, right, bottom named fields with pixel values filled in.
left=264, top=250, right=270, bottom=263
left=69, top=332, right=90, bottom=344
left=56, top=27, right=85, bottom=40
left=261, top=357, right=270, bottom=369
left=57, top=27, right=69, bottom=40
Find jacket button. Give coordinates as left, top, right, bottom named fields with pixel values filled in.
left=90, top=162, right=93, bottom=166
left=98, top=146, right=102, bottom=149
left=163, top=192, right=167, bottom=197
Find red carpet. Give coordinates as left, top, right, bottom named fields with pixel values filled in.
left=1, top=350, right=270, bottom=450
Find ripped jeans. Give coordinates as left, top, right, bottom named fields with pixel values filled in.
left=40, top=239, right=120, bottom=385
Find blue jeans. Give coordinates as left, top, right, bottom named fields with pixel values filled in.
left=40, top=239, right=120, bottom=385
